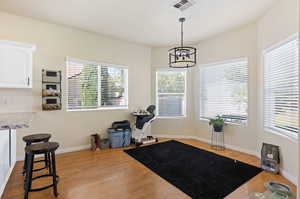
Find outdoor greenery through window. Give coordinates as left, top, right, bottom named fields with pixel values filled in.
left=264, top=36, right=299, bottom=138
left=199, top=58, right=248, bottom=124
left=156, top=70, right=186, bottom=118
left=67, top=58, right=128, bottom=110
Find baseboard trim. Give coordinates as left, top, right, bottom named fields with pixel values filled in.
left=155, top=134, right=297, bottom=186
left=281, top=169, right=298, bottom=185
left=16, top=144, right=90, bottom=161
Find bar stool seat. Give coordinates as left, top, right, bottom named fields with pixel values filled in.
left=25, top=142, right=59, bottom=155
left=22, top=133, right=52, bottom=175
left=23, top=133, right=51, bottom=143
left=24, top=142, right=59, bottom=199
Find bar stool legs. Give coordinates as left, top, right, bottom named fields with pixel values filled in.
left=24, top=154, right=34, bottom=199
left=23, top=142, right=30, bottom=176
left=24, top=142, right=59, bottom=199
left=51, top=151, right=58, bottom=197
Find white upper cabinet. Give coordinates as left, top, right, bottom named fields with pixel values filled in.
left=0, top=40, right=36, bottom=88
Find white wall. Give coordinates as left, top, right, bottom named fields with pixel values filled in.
left=257, top=0, right=299, bottom=184
left=0, top=11, right=152, bottom=158
left=151, top=23, right=259, bottom=154
left=0, top=0, right=298, bottom=186
left=151, top=47, right=196, bottom=137
left=151, top=0, right=299, bottom=184
left=194, top=23, right=258, bottom=154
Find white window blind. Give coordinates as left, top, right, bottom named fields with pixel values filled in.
left=67, top=58, right=128, bottom=110
left=200, top=58, right=248, bottom=124
left=264, top=36, right=299, bottom=137
left=156, top=70, right=186, bottom=117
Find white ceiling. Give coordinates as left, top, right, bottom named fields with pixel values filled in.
left=0, top=0, right=276, bottom=47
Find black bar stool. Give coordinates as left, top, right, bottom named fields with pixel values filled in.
left=22, top=134, right=52, bottom=175
left=24, top=142, right=59, bottom=199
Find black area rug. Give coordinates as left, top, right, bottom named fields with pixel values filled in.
left=124, top=140, right=262, bottom=199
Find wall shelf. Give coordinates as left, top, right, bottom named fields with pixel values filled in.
left=42, top=70, right=62, bottom=111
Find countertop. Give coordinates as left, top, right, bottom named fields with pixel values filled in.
left=0, top=112, right=33, bottom=130
left=0, top=124, right=29, bottom=130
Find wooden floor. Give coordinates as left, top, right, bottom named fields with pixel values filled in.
left=2, top=139, right=296, bottom=199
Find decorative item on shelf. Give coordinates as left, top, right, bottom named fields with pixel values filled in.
left=42, top=104, right=62, bottom=111
left=261, top=143, right=280, bottom=174
left=209, top=115, right=226, bottom=150
left=42, top=69, right=62, bottom=111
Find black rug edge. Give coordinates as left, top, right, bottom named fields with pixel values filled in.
left=124, top=140, right=263, bottom=198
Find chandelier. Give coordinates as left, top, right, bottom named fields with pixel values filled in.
left=169, top=17, right=197, bottom=68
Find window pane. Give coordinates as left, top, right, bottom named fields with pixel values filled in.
left=100, top=66, right=127, bottom=107
left=157, top=71, right=185, bottom=93
left=200, top=59, right=248, bottom=123
left=156, top=70, right=186, bottom=117
left=264, top=37, right=299, bottom=135
left=67, top=59, right=128, bottom=110
left=67, top=62, right=98, bottom=110
left=158, top=94, right=185, bottom=117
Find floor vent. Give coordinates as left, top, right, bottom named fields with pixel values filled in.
left=173, top=0, right=196, bottom=11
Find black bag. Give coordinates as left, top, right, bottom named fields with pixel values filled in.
left=111, top=120, right=131, bottom=130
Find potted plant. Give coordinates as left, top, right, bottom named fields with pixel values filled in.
left=209, top=115, right=226, bottom=132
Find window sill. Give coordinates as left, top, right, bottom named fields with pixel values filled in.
left=199, top=118, right=247, bottom=127
left=264, top=128, right=298, bottom=142
left=67, top=107, right=128, bottom=112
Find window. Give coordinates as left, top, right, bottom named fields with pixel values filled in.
left=67, top=58, right=128, bottom=111
left=156, top=69, right=186, bottom=118
left=264, top=36, right=299, bottom=138
left=199, top=58, right=248, bottom=124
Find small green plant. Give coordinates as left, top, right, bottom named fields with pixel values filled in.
left=209, top=115, right=226, bottom=132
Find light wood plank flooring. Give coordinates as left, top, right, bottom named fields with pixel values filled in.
left=2, top=139, right=296, bottom=199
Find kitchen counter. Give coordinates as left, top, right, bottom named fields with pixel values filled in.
left=0, top=124, right=28, bottom=130
left=0, top=112, right=32, bottom=197
left=0, top=112, right=34, bottom=129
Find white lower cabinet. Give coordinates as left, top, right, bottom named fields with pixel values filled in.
left=10, top=130, right=16, bottom=167
left=0, top=129, right=17, bottom=197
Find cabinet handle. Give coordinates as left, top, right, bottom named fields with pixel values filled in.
left=27, top=77, right=30, bottom=86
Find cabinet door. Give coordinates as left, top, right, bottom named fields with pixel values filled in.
left=10, top=130, right=16, bottom=167
left=0, top=41, right=35, bottom=88
left=0, top=130, right=10, bottom=192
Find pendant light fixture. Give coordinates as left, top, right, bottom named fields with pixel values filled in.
left=169, top=17, right=197, bottom=68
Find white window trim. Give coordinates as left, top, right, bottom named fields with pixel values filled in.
left=200, top=57, right=248, bottom=69
left=262, top=34, right=299, bottom=140
left=155, top=68, right=187, bottom=119
left=198, top=57, right=249, bottom=126
left=66, top=57, right=129, bottom=112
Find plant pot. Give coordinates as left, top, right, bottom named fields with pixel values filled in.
left=213, top=125, right=223, bottom=132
